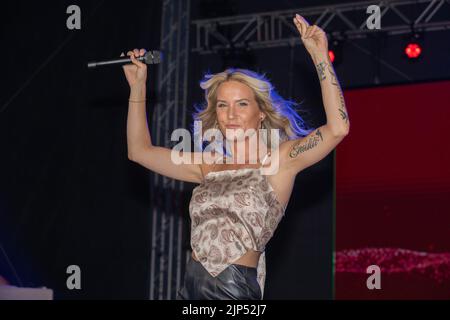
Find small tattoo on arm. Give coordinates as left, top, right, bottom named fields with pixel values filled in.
left=317, top=58, right=349, bottom=126
left=328, top=63, right=349, bottom=124
left=316, top=62, right=327, bottom=81
left=328, top=65, right=338, bottom=86
left=339, top=107, right=348, bottom=123
left=338, top=90, right=349, bottom=124
left=289, top=129, right=324, bottom=158
left=316, top=128, right=323, bottom=141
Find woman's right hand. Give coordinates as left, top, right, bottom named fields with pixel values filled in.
left=121, top=48, right=148, bottom=88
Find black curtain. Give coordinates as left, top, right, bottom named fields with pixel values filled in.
left=0, top=0, right=162, bottom=299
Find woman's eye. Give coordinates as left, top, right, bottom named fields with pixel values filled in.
left=239, top=102, right=248, bottom=106
left=217, top=103, right=226, bottom=108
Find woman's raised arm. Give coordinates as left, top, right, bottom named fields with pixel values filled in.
left=124, top=48, right=204, bottom=184
left=279, top=15, right=350, bottom=175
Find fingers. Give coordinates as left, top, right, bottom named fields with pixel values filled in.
left=296, top=13, right=310, bottom=27
left=294, top=16, right=321, bottom=40
left=293, top=13, right=314, bottom=39
left=293, top=15, right=305, bottom=37
left=304, top=26, right=312, bottom=39
left=295, top=13, right=310, bottom=32
left=125, top=48, right=147, bottom=68
left=305, top=25, right=316, bottom=39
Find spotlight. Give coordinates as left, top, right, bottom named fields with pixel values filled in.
left=328, top=35, right=343, bottom=65
left=404, top=42, right=422, bottom=59
left=404, top=31, right=423, bottom=60
left=328, top=50, right=335, bottom=63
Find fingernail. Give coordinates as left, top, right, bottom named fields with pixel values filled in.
left=296, top=14, right=300, bottom=19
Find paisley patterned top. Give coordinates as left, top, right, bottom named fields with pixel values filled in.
left=189, top=154, right=287, bottom=298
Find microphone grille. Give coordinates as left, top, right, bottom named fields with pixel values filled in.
left=144, top=50, right=162, bottom=64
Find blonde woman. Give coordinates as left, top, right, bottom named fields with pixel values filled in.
left=124, top=14, right=350, bottom=300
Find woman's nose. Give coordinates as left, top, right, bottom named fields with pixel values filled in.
left=227, top=105, right=236, bottom=119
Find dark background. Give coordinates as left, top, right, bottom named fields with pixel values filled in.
left=1, top=0, right=448, bottom=299
left=0, top=1, right=162, bottom=299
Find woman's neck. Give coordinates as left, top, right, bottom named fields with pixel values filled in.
left=223, top=137, right=267, bottom=165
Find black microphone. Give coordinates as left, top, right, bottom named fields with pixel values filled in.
left=87, top=50, right=162, bottom=68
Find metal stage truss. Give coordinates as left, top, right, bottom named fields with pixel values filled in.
left=149, top=0, right=191, bottom=300
left=191, top=0, right=450, bottom=53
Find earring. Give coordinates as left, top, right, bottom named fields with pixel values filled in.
left=214, top=120, right=218, bottom=129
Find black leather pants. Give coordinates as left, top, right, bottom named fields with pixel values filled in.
left=176, top=255, right=262, bottom=300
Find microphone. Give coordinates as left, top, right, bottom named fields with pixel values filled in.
left=87, top=50, right=162, bottom=68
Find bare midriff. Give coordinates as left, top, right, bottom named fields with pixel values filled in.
left=192, top=250, right=261, bottom=268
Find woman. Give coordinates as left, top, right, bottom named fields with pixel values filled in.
left=124, top=14, right=350, bottom=300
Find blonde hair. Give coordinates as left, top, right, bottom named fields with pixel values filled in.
left=192, top=68, right=313, bottom=150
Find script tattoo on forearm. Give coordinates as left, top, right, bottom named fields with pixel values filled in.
left=289, top=128, right=323, bottom=158
left=338, top=90, right=349, bottom=124
left=316, top=62, right=327, bottom=81
left=327, top=62, right=349, bottom=124
left=328, top=64, right=338, bottom=86
left=316, top=58, right=349, bottom=126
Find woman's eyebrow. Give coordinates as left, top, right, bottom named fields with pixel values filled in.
left=217, top=99, right=249, bottom=102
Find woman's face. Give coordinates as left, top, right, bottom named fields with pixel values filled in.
left=215, top=80, right=265, bottom=142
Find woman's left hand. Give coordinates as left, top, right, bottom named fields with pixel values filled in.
left=293, top=13, right=328, bottom=59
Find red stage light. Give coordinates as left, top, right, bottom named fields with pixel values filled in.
left=405, top=43, right=422, bottom=59
left=328, top=50, right=335, bottom=63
